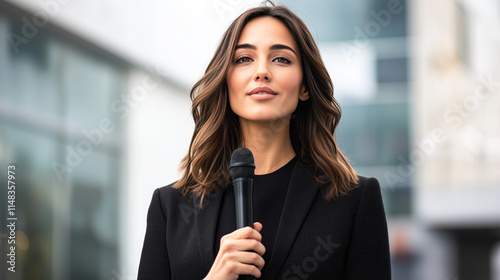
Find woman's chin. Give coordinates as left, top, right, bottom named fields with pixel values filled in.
left=238, top=115, right=292, bottom=124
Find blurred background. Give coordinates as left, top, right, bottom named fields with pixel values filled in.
left=1, top=0, right=499, bottom=279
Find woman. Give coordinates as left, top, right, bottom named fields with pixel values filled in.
left=138, top=2, right=391, bottom=280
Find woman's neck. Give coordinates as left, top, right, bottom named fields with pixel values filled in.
left=239, top=117, right=296, bottom=175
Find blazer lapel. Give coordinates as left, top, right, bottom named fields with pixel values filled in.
left=193, top=184, right=226, bottom=273
left=263, top=160, right=320, bottom=280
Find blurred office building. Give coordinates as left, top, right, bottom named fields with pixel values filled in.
left=0, top=0, right=499, bottom=279
left=412, top=0, right=500, bottom=279
left=0, top=1, right=193, bottom=279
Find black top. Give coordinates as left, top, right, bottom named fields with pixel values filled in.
left=215, top=156, right=297, bottom=268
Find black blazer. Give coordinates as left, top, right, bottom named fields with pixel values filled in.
left=138, top=159, right=391, bottom=279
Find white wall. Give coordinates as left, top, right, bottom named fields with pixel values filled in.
left=411, top=0, right=500, bottom=226
left=121, top=67, right=193, bottom=278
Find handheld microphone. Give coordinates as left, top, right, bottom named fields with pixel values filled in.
left=229, top=148, right=256, bottom=280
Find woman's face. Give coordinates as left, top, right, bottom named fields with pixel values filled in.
left=227, top=16, right=309, bottom=123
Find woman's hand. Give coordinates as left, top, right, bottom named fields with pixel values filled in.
left=204, top=222, right=265, bottom=280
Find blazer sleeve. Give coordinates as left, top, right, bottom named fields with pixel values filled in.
left=138, top=188, right=171, bottom=279
left=344, top=177, right=391, bottom=279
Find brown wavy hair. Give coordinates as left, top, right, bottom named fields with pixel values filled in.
left=174, top=2, right=358, bottom=205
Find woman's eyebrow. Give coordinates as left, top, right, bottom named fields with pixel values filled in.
left=235, top=43, right=256, bottom=50
left=235, top=43, right=297, bottom=55
left=269, top=44, right=296, bottom=55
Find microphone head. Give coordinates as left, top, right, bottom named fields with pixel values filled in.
left=229, top=148, right=255, bottom=179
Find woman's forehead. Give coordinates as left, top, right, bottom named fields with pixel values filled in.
left=237, top=16, right=299, bottom=53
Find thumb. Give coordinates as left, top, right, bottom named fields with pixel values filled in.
left=253, top=222, right=263, bottom=232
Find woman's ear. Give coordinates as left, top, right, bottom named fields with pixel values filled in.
left=299, top=84, right=310, bottom=101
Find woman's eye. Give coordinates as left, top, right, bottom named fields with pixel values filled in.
left=235, top=56, right=253, bottom=63
left=273, top=56, right=291, bottom=64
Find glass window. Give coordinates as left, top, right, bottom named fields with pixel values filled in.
left=377, top=57, right=408, bottom=83
left=285, top=0, right=407, bottom=43
left=0, top=9, right=126, bottom=279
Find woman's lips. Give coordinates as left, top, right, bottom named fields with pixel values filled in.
left=248, top=87, right=277, bottom=100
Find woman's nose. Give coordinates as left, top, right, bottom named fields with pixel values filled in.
left=254, top=62, right=271, bottom=82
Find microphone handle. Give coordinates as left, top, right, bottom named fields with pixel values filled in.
left=233, top=177, right=254, bottom=228
left=233, top=177, right=256, bottom=280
